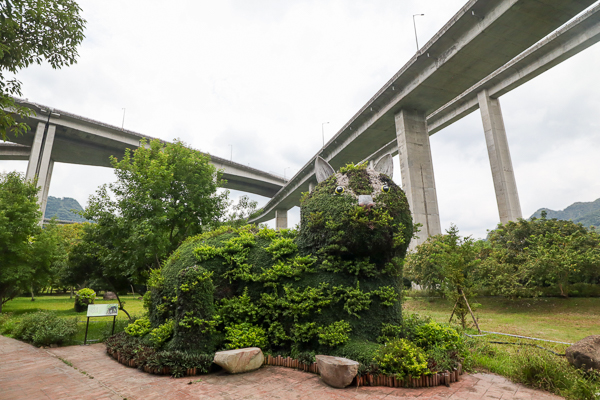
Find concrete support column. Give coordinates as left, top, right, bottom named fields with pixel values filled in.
left=40, top=160, right=54, bottom=219
left=309, top=182, right=316, bottom=192
left=25, top=122, right=46, bottom=181
left=25, top=121, right=56, bottom=219
left=395, top=109, right=441, bottom=248
left=275, top=209, right=288, bottom=230
left=477, top=90, right=522, bottom=224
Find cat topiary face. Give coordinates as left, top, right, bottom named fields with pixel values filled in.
left=297, top=154, right=413, bottom=263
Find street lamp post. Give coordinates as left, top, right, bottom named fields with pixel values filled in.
left=413, top=14, right=425, bottom=51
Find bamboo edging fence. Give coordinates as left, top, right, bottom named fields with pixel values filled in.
left=107, top=348, right=463, bottom=387
left=106, top=348, right=201, bottom=376
left=264, top=354, right=464, bottom=388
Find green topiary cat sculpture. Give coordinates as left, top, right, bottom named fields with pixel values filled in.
left=146, top=154, right=413, bottom=354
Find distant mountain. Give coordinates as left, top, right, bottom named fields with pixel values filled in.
left=44, top=196, right=89, bottom=223
left=530, top=198, right=600, bottom=230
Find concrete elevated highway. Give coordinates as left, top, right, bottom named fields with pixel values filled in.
left=250, top=0, right=600, bottom=246
left=0, top=100, right=286, bottom=218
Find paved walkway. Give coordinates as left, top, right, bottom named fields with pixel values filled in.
left=0, top=335, right=563, bottom=400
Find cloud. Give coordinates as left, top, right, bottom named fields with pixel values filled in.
left=2, top=0, right=600, bottom=240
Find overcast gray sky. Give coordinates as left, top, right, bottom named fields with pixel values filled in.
left=2, top=0, right=600, bottom=239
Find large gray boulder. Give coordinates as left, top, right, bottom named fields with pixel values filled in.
left=316, top=355, right=359, bottom=388
left=103, top=291, right=118, bottom=300
left=566, top=335, right=600, bottom=370
left=214, top=347, right=264, bottom=374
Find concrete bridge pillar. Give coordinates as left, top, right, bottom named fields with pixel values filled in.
left=25, top=121, right=56, bottom=220
left=395, top=109, right=441, bottom=248
left=275, top=209, right=288, bottom=230
left=477, top=90, right=522, bottom=224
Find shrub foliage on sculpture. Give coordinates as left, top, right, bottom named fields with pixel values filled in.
left=143, top=154, right=412, bottom=355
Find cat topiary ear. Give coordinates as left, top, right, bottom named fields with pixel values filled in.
left=315, top=156, right=335, bottom=183
left=373, top=154, right=393, bottom=178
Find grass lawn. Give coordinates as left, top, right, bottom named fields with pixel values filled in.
left=1, top=294, right=145, bottom=345
left=404, top=296, right=600, bottom=344
left=405, top=296, right=600, bottom=399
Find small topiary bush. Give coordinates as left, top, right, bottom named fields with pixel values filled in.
left=12, top=311, right=78, bottom=347
left=373, top=338, right=429, bottom=379
left=74, top=288, right=96, bottom=312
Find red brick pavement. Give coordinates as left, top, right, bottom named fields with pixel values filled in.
left=0, top=335, right=564, bottom=400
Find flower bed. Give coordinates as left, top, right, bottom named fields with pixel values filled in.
left=262, top=354, right=463, bottom=388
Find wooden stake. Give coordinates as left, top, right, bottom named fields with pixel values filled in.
left=460, top=288, right=481, bottom=333
left=448, top=299, right=459, bottom=324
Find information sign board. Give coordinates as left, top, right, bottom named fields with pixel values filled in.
left=83, top=304, right=119, bottom=345
left=87, top=304, right=119, bottom=317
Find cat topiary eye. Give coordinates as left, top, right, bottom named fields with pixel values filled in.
left=335, top=186, right=345, bottom=195
left=381, top=185, right=390, bottom=193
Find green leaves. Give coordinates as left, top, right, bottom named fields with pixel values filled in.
left=481, top=218, right=600, bottom=298
left=1, top=0, right=86, bottom=140
left=0, top=171, right=40, bottom=309
left=74, top=139, right=227, bottom=288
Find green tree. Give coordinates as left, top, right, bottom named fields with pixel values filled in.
left=524, top=231, right=600, bottom=298
left=0, top=171, right=40, bottom=312
left=221, top=195, right=260, bottom=228
left=479, top=217, right=600, bottom=298
left=24, top=219, right=63, bottom=300
left=406, top=225, right=482, bottom=328
left=1, top=0, right=86, bottom=141
left=46, top=222, right=87, bottom=296
left=71, top=139, right=228, bottom=316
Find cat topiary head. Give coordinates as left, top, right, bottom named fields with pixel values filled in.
left=297, top=154, right=413, bottom=263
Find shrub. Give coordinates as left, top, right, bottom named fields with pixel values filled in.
left=12, top=311, right=78, bottom=346
left=427, top=344, right=462, bottom=372
left=149, top=320, right=174, bottom=349
left=413, top=321, right=463, bottom=351
left=0, top=312, right=16, bottom=335
left=373, top=338, right=429, bottom=379
left=330, top=339, right=380, bottom=375
left=105, top=332, right=214, bottom=378
left=317, top=320, right=351, bottom=347
left=378, top=313, right=433, bottom=343
left=125, top=317, right=151, bottom=337
left=224, top=323, right=268, bottom=349
left=472, top=342, right=600, bottom=400
left=74, top=288, right=96, bottom=312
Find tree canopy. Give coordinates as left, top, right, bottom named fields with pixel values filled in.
left=1, top=0, right=86, bottom=140
left=71, top=139, right=228, bottom=297
left=479, top=217, right=600, bottom=298
left=0, top=171, right=40, bottom=311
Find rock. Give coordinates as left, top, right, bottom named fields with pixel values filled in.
left=103, top=291, right=118, bottom=300
left=316, top=355, right=359, bottom=388
left=566, top=335, right=600, bottom=370
left=213, top=347, right=264, bottom=374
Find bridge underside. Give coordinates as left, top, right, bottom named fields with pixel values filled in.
left=1, top=103, right=285, bottom=219
left=250, top=0, right=599, bottom=239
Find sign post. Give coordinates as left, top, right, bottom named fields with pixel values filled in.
left=84, top=304, right=119, bottom=345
